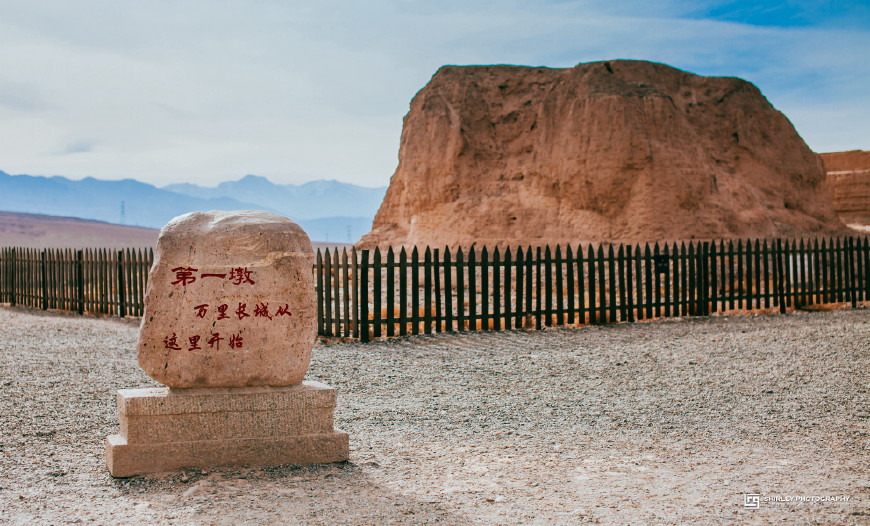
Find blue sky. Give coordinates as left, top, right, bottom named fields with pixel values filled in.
left=0, top=0, right=867, bottom=187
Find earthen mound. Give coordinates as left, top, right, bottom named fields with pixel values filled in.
left=358, top=60, right=845, bottom=249
left=820, top=150, right=870, bottom=226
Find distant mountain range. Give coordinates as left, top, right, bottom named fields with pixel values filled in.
left=0, top=171, right=386, bottom=242
left=163, top=175, right=387, bottom=221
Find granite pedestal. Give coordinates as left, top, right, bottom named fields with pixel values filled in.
left=106, top=380, right=348, bottom=477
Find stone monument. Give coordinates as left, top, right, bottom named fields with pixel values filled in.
left=106, top=210, right=348, bottom=477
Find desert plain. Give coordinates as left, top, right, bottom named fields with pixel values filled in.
left=0, top=303, right=867, bottom=524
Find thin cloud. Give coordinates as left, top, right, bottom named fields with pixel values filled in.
left=58, top=140, right=96, bottom=155
left=0, top=80, right=51, bottom=112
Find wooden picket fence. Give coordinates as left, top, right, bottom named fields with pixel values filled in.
left=315, top=236, right=870, bottom=341
left=1, top=236, right=868, bottom=341
left=0, top=247, right=153, bottom=317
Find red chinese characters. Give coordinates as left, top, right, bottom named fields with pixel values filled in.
left=191, top=302, right=291, bottom=322
left=228, top=267, right=255, bottom=285
left=165, top=265, right=293, bottom=354
left=207, top=333, right=224, bottom=350
left=171, top=267, right=198, bottom=287
left=163, top=333, right=182, bottom=350
left=254, top=302, right=272, bottom=320
left=170, top=267, right=255, bottom=286
left=162, top=332, right=247, bottom=353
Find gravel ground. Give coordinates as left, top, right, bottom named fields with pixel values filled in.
left=0, top=305, right=868, bottom=525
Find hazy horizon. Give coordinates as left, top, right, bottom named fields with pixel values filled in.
left=0, top=169, right=388, bottom=190
left=1, top=140, right=865, bottom=190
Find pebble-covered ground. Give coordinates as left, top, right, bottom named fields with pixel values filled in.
left=0, top=305, right=868, bottom=525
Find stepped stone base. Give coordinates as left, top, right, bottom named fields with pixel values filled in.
left=106, top=381, right=349, bottom=477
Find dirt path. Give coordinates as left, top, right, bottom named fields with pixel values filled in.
left=0, top=306, right=867, bottom=524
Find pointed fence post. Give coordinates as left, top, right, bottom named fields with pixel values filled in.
left=424, top=247, right=432, bottom=334
left=76, top=250, right=84, bottom=315
left=701, top=242, right=710, bottom=316
left=41, top=250, right=48, bottom=310
left=503, top=247, right=512, bottom=330
left=444, top=247, right=453, bottom=332
left=386, top=247, right=395, bottom=337
left=373, top=248, right=382, bottom=338
left=411, top=246, right=420, bottom=335
left=359, top=250, right=370, bottom=342
left=400, top=247, right=408, bottom=336
left=775, top=239, right=786, bottom=314
left=316, top=250, right=324, bottom=336
left=118, top=250, right=126, bottom=318
left=468, top=246, right=477, bottom=331
left=342, top=248, right=351, bottom=337
left=10, top=247, right=16, bottom=306
left=848, top=237, right=858, bottom=308
left=322, top=249, right=332, bottom=337
left=352, top=248, right=359, bottom=339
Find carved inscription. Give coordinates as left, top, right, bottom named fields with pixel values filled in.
left=162, top=267, right=292, bottom=353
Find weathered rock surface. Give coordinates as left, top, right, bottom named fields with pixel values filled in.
left=358, top=60, right=845, bottom=249
left=137, top=210, right=317, bottom=388
left=820, top=150, right=870, bottom=226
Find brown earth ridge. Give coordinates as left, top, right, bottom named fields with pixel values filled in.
left=0, top=211, right=159, bottom=248
left=820, top=150, right=870, bottom=226
left=358, top=60, right=846, bottom=249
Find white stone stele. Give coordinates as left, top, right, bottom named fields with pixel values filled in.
left=108, top=211, right=349, bottom=476
left=106, top=381, right=349, bottom=478
left=137, top=210, right=318, bottom=388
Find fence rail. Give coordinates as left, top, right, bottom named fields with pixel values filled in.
left=1, top=236, right=868, bottom=340
left=0, top=247, right=153, bottom=317
left=314, top=236, right=869, bottom=341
